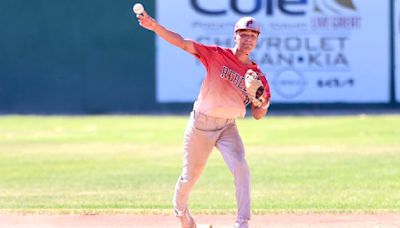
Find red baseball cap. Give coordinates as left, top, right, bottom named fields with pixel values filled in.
left=234, top=17, right=261, bottom=34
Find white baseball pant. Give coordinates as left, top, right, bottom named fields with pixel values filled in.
left=173, top=111, right=251, bottom=226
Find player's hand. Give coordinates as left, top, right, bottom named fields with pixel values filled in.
left=252, top=97, right=263, bottom=108
left=253, top=96, right=270, bottom=110
left=137, top=11, right=158, bottom=31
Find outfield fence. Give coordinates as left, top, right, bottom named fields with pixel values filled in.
left=0, top=0, right=399, bottom=114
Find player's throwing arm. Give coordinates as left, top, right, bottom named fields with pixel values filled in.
left=133, top=3, right=196, bottom=55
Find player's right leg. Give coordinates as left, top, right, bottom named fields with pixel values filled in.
left=173, top=111, right=218, bottom=227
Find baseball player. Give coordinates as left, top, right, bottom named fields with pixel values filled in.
left=136, top=10, right=271, bottom=228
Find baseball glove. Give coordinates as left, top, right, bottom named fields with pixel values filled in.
left=245, top=69, right=265, bottom=107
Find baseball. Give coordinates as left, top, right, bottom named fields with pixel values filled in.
left=133, top=3, right=144, bottom=15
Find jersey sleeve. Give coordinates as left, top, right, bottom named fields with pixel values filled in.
left=192, top=41, right=221, bottom=69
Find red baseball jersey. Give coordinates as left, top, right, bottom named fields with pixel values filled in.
left=191, top=42, right=270, bottom=119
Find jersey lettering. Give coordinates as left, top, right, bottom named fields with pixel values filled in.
left=220, top=66, right=246, bottom=91
left=220, top=66, right=252, bottom=105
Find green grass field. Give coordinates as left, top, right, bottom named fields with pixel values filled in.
left=0, top=115, right=399, bottom=214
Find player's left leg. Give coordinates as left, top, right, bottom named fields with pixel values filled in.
left=216, top=122, right=250, bottom=228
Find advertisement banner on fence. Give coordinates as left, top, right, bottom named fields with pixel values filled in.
left=396, top=0, right=400, bottom=102
left=156, top=0, right=390, bottom=103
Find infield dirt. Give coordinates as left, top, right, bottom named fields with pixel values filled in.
left=1, top=214, right=400, bottom=227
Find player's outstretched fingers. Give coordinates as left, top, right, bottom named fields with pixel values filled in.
left=142, top=10, right=149, bottom=18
